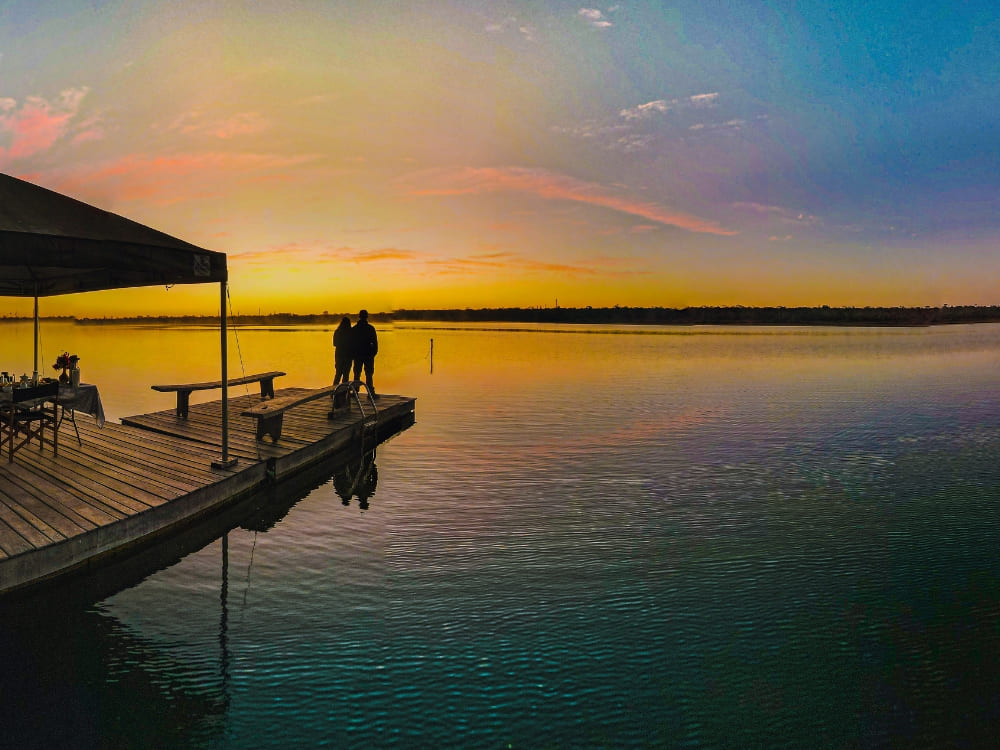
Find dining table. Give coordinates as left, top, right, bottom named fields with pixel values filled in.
left=58, top=382, right=106, bottom=428
left=1, top=382, right=106, bottom=436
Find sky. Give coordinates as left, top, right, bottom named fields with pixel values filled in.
left=1, top=0, right=999, bottom=316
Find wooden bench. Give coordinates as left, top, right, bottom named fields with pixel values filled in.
left=241, top=384, right=346, bottom=442
left=152, top=371, right=286, bottom=418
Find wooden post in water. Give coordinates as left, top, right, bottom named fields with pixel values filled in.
left=430, top=338, right=434, bottom=374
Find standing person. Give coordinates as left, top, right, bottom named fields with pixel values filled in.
left=333, top=316, right=353, bottom=385
left=352, top=309, right=379, bottom=397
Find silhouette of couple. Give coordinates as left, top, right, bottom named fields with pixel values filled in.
left=333, top=451, right=378, bottom=510
left=334, top=309, right=378, bottom=398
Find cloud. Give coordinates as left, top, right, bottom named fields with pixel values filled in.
left=398, top=166, right=737, bottom=235
left=422, top=250, right=645, bottom=278
left=230, top=244, right=318, bottom=265
left=578, top=8, right=613, bottom=28
left=485, top=15, right=536, bottom=41
left=70, top=113, right=107, bottom=145
left=0, top=86, right=90, bottom=164
left=732, top=202, right=819, bottom=226
left=162, top=111, right=269, bottom=139
left=619, top=100, right=670, bottom=121
left=619, top=93, right=719, bottom=121
left=209, top=113, right=269, bottom=139
left=328, top=247, right=421, bottom=263
left=689, top=93, right=720, bottom=106
left=37, top=151, right=323, bottom=207
left=237, top=242, right=648, bottom=281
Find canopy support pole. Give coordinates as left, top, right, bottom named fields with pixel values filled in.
left=212, top=281, right=237, bottom=470
left=32, top=288, right=39, bottom=382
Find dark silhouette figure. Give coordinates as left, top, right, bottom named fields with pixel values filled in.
left=333, top=316, right=352, bottom=385
left=354, top=459, right=378, bottom=510
left=332, top=451, right=378, bottom=509
left=351, top=309, right=378, bottom=397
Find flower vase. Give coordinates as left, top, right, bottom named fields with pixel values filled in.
left=70, top=366, right=81, bottom=389
left=59, top=368, right=70, bottom=384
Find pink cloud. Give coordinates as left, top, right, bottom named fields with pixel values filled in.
left=40, top=151, right=322, bottom=206
left=398, top=166, right=737, bottom=235
left=0, top=87, right=90, bottom=164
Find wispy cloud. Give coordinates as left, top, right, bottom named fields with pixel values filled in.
left=422, top=250, right=647, bottom=278
left=619, top=100, right=669, bottom=120
left=732, top=201, right=820, bottom=227
left=485, top=15, right=536, bottom=41
left=326, top=247, right=421, bottom=263
left=161, top=111, right=269, bottom=139
left=554, top=92, right=725, bottom=154
left=0, top=87, right=90, bottom=165
left=578, top=8, right=613, bottom=28
left=70, top=113, right=107, bottom=145
left=231, top=244, right=421, bottom=266
left=689, top=93, right=720, bottom=107
left=36, top=151, right=322, bottom=206
left=619, top=93, right=719, bottom=121
left=236, top=243, right=647, bottom=280
left=398, top=166, right=737, bottom=235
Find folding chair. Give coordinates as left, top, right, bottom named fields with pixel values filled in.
left=1, top=381, right=59, bottom=463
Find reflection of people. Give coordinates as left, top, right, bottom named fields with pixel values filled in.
left=351, top=309, right=379, bottom=397
left=333, top=465, right=353, bottom=506
left=354, top=459, right=378, bottom=510
left=332, top=452, right=379, bottom=509
left=333, top=316, right=352, bottom=385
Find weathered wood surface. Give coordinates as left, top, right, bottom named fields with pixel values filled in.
left=151, top=370, right=286, bottom=418
left=0, top=387, right=415, bottom=594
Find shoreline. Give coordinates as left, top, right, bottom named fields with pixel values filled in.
left=3, top=305, right=1000, bottom=328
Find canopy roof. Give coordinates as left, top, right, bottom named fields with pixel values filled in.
left=0, top=173, right=226, bottom=297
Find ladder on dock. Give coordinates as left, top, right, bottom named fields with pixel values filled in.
left=332, top=382, right=379, bottom=451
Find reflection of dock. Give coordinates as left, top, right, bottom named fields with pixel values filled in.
left=0, top=388, right=415, bottom=595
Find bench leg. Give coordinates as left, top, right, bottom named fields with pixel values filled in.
left=260, top=378, right=275, bottom=400
left=176, top=391, right=191, bottom=419
left=256, top=413, right=283, bottom=442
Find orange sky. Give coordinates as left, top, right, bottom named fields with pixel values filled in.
left=2, top=2, right=999, bottom=316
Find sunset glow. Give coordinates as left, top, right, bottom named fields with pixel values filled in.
left=2, top=1, right=999, bottom=316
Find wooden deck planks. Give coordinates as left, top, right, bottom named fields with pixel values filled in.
left=2, top=457, right=128, bottom=526
left=0, top=386, right=415, bottom=595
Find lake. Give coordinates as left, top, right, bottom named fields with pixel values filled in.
left=2, top=320, right=999, bottom=747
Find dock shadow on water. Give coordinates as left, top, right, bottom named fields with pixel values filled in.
left=0, top=429, right=399, bottom=750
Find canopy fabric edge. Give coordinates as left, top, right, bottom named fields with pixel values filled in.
left=0, top=232, right=227, bottom=297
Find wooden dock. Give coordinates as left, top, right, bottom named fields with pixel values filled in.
left=0, top=387, right=415, bottom=596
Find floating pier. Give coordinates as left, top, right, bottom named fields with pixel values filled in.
left=0, top=387, right=415, bottom=596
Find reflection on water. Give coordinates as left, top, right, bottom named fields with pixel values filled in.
left=333, top=450, right=379, bottom=509
left=2, top=321, right=1000, bottom=746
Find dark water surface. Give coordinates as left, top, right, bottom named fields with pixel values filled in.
left=2, top=322, right=999, bottom=747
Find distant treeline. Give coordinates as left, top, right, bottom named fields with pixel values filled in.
left=392, top=305, right=1000, bottom=326
left=10, top=305, right=1000, bottom=327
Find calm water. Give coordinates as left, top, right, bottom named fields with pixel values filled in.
left=2, top=320, right=1000, bottom=748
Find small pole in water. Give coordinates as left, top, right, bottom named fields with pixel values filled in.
left=430, top=338, right=434, bottom=374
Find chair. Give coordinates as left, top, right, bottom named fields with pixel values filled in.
left=1, top=382, right=59, bottom=463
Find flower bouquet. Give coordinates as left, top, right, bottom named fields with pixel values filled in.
left=53, top=352, right=80, bottom=384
